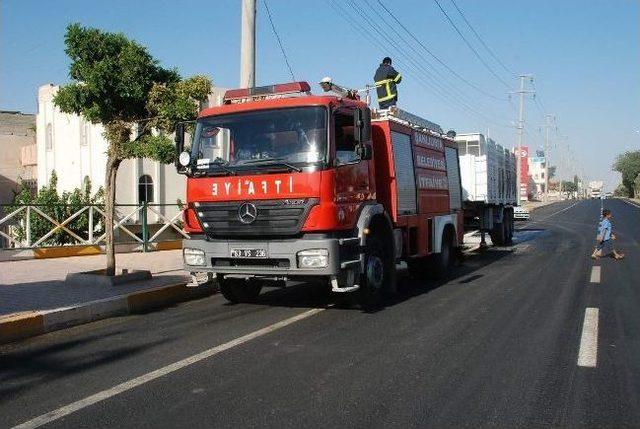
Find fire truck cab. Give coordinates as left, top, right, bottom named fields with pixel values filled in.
left=175, top=81, right=463, bottom=306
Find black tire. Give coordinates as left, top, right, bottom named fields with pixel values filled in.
left=505, top=209, right=514, bottom=243
left=432, top=229, right=454, bottom=279
left=490, top=215, right=507, bottom=246
left=357, top=234, right=395, bottom=309
left=219, top=277, right=262, bottom=304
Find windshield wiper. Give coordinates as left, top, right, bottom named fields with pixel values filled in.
left=236, top=157, right=302, bottom=172
left=205, top=157, right=236, bottom=175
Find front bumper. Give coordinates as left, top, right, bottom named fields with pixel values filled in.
left=182, top=235, right=349, bottom=277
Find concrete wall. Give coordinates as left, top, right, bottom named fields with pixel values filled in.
left=0, top=111, right=37, bottom=205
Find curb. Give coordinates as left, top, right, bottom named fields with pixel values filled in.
left=0, top=281, right=217, bottom=344
left=0, top=240, right=183, bottom=262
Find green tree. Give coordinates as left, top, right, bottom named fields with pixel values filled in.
left=53, top=24, right=210, bottom=275
left=613, top=183, right=630, bottom=197
left=635, top=173, right=640, bottom=198
left=612, top=150, right=640, bottom=198
left=561, top=180, right=578, bottom=194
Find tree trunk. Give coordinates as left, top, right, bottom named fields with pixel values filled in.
left=105, top=154, right=121, bottom=276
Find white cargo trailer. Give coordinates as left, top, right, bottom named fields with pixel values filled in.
left=454, top=133, right=517, bottom=246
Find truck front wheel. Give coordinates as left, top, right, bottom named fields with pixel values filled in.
left=218, top=277, right=262, bottom=304
left=357, top=234, right=395, bottom=309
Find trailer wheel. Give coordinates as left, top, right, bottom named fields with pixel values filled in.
left=489, top=208, right=507, bottom=246
left=505, top=209, right=514, bottom=244
left=219, top=277, right=262, bottom=304
left=357, top=234, right=394, bottom=309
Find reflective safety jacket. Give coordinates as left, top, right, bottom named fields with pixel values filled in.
left=374, top=63, right=402, bottom=103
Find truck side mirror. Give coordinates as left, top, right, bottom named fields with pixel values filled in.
left=353, top=108, right=363, bottom=143
left=356, top=143, right=373, bottom=160
left=174, top=122, right=185, bottom=169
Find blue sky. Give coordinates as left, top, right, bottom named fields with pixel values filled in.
left=1, top=0, right=638, bottom=190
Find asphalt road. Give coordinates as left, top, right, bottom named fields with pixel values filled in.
left=2, top=198, right=639, bottom=428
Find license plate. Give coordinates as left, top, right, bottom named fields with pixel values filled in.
left=230, top=248, right=267, bottom=258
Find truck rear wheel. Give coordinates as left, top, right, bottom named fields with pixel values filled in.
left=219, top=277, right=262, bottom=304
left=431, top=229, right=454, bottom=279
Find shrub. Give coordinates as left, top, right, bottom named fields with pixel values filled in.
left=10, top=172, right=104, bottom=247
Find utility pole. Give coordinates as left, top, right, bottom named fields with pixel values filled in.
left=543, top=114, right=555, bottom=203
left=511, top=74, right=534, bottom=205
left=559, top=142, right=563, bottom=199
left=556, top=135, right=568, bottom=199
left=240, top=0, right=256, bottom=88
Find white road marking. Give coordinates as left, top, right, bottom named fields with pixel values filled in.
left=12, top=308, right=326, bottom=429
left=534, top=201, right=581, bottom=223
left=622, top=198, right=640, bottom=209
left=577, top=307, right=599, bottom=368
left=590, top=266, right=601, bottom=283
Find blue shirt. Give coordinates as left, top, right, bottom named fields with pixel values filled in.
left=598, top=218, right=612, bottom=241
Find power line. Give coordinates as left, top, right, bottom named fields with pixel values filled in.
left=333, top=0, right=512, bottom=128
left=363, top=0, right=506, bottom=111
left=448, top=0, right=516, bottom=77
left=432, top=0, right=511, bottom=89
left=262, top=0, right=296, bottom=81
left=375, top=0, right=506, bottom=102
left=352, top=0, right=484, bottom=113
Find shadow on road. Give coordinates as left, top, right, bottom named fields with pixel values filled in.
left=0, top=330, right=167, bottom=402
left=244, top=247, right=518, bottom=313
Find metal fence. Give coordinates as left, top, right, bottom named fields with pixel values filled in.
left=0, top=203, right=188, bottom=251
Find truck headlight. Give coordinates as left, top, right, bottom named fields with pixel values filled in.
left=297, top=249, right=329, bottom=268
left=184, top=248, right=206, bottom=266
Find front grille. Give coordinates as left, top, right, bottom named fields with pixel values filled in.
left=194, top=198, right=318, bottom=237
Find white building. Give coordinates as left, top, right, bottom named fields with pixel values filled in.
left=36, top=84, right=226, bottom=224
left=528, top=156, right=546, bottom=199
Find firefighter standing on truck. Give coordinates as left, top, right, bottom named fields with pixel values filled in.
left=374, top=57, right=402, bottom=109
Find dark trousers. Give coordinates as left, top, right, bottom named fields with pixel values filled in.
left=378, top=98, right=397, bottom=109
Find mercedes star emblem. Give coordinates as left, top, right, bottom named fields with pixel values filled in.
left=238, top=202, right=258, bottom=224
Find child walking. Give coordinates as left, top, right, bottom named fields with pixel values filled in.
left=591, top=209, right=625, bottom=260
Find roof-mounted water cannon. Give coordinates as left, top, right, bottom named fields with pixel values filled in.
left=319, top=77, right=376, bottom=104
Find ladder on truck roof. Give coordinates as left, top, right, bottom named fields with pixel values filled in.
left=372, top=107, right=444, bottom=135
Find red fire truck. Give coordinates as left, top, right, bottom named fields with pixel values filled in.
left=175, top=81, right=463, bottom=306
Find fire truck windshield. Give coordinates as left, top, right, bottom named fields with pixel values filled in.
left=192, top=106, right=327, bottom=173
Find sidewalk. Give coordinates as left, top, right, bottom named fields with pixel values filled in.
left=522, top=200, right=556, bottom=211
left=0, top=250, right=216, bottom=343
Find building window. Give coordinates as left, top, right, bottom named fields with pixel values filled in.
left=138, top=175, right=154, bottom=203
left=45, top=123, right=53, bottom=151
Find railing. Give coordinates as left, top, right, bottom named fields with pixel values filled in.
left=0, top=203, right=188, bottom=251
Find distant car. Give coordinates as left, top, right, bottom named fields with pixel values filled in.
left=513, top=206, right=530, bottom=221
